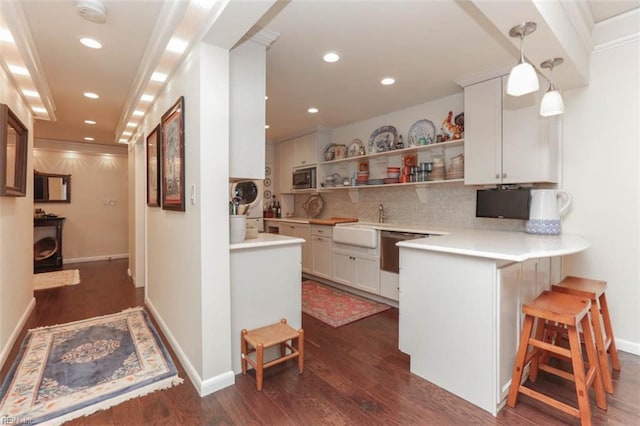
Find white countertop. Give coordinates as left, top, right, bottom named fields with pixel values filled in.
left=230, top=233, right=304, bottom=251
left=398, top=229, right=590, bottom=262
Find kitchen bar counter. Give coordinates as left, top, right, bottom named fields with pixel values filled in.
left=229, top=232, right=304, bottom=251
left=397, top=229, right=589, bottom=261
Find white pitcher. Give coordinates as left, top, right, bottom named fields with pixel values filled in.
left=525, top=189, right=572, bottom=235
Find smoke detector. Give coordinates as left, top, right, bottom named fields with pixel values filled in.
left=76, top=0, right=107, bottom=24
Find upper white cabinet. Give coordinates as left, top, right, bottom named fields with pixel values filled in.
left=229, top=37, right=269, bottom=179
left=292, top=133, right=317, bottom=168
left=277, top=138, right=294, bottom=194
left=464, top=75, right=560, bottom=185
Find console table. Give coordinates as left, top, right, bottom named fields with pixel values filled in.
left=34, top=217, right=65, bottom=272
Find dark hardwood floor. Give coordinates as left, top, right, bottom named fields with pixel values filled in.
left=2, top=259, right=639, bottom=425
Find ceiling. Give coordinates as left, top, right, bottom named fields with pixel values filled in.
left=4, top=0, right=639, bottom=147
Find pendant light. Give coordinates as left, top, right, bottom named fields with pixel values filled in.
left=539, top=58, right=565, bottom=117
left=506, top=22, right=539, bottom=96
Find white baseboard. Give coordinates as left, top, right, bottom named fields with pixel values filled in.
left=0, top=297, right=35, bottom=370
left=616, top=338, right=640, bottom=356
left=65, top=253, right=128, bottom=264
left=145, top=298, right=235, bottom=397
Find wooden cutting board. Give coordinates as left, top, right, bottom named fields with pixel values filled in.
left=308, top=217, right=359, bottom=226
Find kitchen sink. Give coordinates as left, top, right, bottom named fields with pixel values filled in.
left=332, top=225, right=378, bottom=248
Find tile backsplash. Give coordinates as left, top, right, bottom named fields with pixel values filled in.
left=294, top=183, right=525, bottom=231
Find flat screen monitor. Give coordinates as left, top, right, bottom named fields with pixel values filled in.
left=476, top=188, right=530, bottom=220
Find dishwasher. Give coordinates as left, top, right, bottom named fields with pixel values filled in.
left=380, top=231, right=427, bottom=274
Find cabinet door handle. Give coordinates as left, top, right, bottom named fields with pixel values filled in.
left=495, top=173, right=500, bottom=179
left=502, top=173, right=507, bottom=178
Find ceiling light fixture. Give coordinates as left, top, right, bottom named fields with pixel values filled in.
left=0, top=28, right=14, bottom=43
left=32, top=107, right=47, bottom=113
left=167, top=37, right=188, bottom=54
left=8, top=64, right=29, bottom=76
left=84, top=137, right=94, bottom=141
left=539, top=57, right=565, bottom=117
left=307, top=107, right=319, bottom=113
left=140, top=94, right=154, bottom=102
left=506, top=22, right=539, bottom=96
left=84, top=119, right=96, bottom=124
left=83, top=91, right=99, bottom=99
left=118, top=139, right=129, bottom=144
left=122, top=131, right=132, bottom=136
left=323, top=52, right=340, bottom=63
left=22, top=90, right=39, bottom=98
left=76, top=0, right=107, bottom=24
left=381, top=77, right=395, bottom=85
left=132, top=110, right=144, bottom=117
left=126, top=122, right=136, bottom=127
left=151, top=72, right=167, bottom=82
left=265, top=125, right=270, bottom=129
left=80, top=37, right=102, bottom=49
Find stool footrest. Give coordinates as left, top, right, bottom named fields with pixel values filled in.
left=538, top=363, right=575, bottom=382
left=529, top=338, right=572, bottom=359
left=519, top=385, right=581, bottom=419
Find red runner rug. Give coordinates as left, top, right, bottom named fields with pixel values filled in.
left=302, top=280, right=391, bottom=328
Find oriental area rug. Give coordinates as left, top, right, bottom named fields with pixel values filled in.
left=302, top=280, right=391, bottom=328
left=33, top=269, right=80, bottom=291
left=0, top=307, right=182, bottom=425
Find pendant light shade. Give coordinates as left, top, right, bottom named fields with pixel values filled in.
left=507, top=22, right=539, bottom=97
left=539, top=58, right=565, bottom=117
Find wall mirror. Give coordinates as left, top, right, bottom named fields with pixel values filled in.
left=34, top=171, right=71, bottom=203
left=0, top=104, right=28, bottom=197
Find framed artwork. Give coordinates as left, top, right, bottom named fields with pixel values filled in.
left=0, top=104, right=28, bottom=197
left=146, top=124, right=161, bottom=207
left=161, top=96, right=185, bottom=211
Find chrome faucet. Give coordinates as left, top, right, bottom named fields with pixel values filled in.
left=378, top=204, right=386, bottom=223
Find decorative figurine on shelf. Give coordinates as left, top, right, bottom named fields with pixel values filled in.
left=441, top=111, right=464, bottom=140
left=395, top=135, right=404, bottom=150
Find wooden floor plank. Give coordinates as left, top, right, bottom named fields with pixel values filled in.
left=1, top=259, right=638, bottom=425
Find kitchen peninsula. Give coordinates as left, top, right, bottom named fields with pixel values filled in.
left=397, top=230, right=589, bottom=416
left=229, top=233, right=304, bottom=374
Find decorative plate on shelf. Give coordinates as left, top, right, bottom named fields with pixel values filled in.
left=408, top=119, right=436, bottom=146
left=302, top=194, right=324, bottom=218
left=368, top=126, right=397, bottom=153
left=347, top=139, right=364, bottom=157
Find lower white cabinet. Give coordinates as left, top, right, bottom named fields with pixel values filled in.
left=332, top=242, right=380, bottom=294
left=311, top=225, right=332, bottom=279
left=280, top=222, right=311, bottom=273
left=380, top=270, right=399, bottom=301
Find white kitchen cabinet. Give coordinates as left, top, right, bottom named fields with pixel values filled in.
left=292, top=133, right=317, bottom=168
left=280, top=222, right=311, bottom=273
left=311, top=225, right=332, bottom=279
left=229, top=38, right=267, bottom=179
left=464, top=75, right=560, bottom=185
left=277, top=139, right=294, bottom=195
left=380, top=270, right=399, bottom=301
left=331, top=242, right=380, bottom=294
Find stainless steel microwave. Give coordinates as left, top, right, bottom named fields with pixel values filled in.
left=292, top=167, right=316, bottom=190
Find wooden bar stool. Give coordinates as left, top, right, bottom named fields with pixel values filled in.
left=507, top=291, right=607, bottom=426
left=241, top=318, right=304, bottom=391
left=552, top=276, right=621, bottom=394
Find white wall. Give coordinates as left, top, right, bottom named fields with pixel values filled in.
left=0, top=66, right=35, bottom=368
left=33, top=141, right=128, bottom=262
left=562, top=33, right=640, bottom=353
left=143, top=42, right=233, bottom=395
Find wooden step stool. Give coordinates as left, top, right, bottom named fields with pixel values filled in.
left=552, top=276, right=621, bottom=394
left=507, top=290, right=607, bottom=426
left=241, top=318, right=304, bottom=391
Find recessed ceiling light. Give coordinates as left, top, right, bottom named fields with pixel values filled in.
left=84, top=137, right=94, bottom=141
left=0, top=29, right=14, bottom=43
left=22, top=89, right=39, bottom=98
left=8, top=65, right=29, bottom=76
left=84, top=119, right=96, bottom=125
left=151, top=72, right=167, bottom=82
left=140, top=94, right=154, bottom=102
left=381, top=77, right=396, bottom=86
left=80, top=37, right=102, bottom=49
left=118, top=139, right=129, bottom=144
left=308, top=107, right=319, bottom=114
left=84, top=91, right=99, bottom=99
left=32, top=107, right=47, bottom=113
left=122, top=131, right=132, bottom=136
left=167, top=37, right=188, bottom=54
left=265, top=95, right=268, bottom=100
left=323, top=52, right=340, bottom=63
left=133, top=110, right=144, bottom=117
left=265, top=124, right=270, bottom=129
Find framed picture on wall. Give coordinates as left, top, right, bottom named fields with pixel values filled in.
left=0, top=103, right=28, bottom=197
left=161, top=96, right=185, bottom=211
left=146, top=124, right=161, bottom=207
